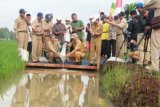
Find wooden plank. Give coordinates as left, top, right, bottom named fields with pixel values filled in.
left=26, top=62, right=97, bottom=70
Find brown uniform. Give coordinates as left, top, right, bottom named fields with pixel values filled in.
left=43, top=40, right=60, bottom=62
left=70, top=39, right=86, bottom=62
left=145, top=0, right=160, bottom=71
left=116, top=18, right=128, bottom=58
left=14, top=16, right=28, bottom=50
left=90, top=23, right=103, bottom=66
left=31, top=19, right=44, bottom=62
left=43, top=20, right=52, bottom=42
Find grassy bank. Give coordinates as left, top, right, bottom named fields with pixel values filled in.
left=0, top=40, right=25, bottom=80
left=101, top=62, right=160, bottom=107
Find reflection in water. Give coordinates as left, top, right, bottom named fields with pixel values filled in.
left=1, top=70, right=101, bottom=107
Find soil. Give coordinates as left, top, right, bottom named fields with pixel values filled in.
left=101, top=62, right=160, bottom=107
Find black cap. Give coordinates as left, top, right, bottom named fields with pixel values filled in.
left=118, top=11, right=125, bottom=16
left=130, top=10, right=137, bottom=15
left=19, top=9, right=26, bottom=14
left=37, top=12, right=43, bottom=19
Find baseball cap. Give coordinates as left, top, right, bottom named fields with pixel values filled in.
left=19, top=9, right=26, bottom=13
left=136, top=2, right=143, bottom=8
left=37, top=12, right=43, bottom=19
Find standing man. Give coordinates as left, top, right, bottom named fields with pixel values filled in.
left=31, top=12, right=44, bottom=62
left=52, top=17, right=66, bottom=45
left=89, top=15, right=103, bottom=70
left=144, top=0, right=160, bottom=71
left=86, top=17, right=93, bottom=51
left=14, top=9, right=29, bottom=50
left=70, top=13, right=84, bottom=41
left=101, top=16, right=110, bottom=59
left=106, top=12, right=128, bottom=58
left=136, top=2, right=150, bottom=66
left=43, top=14, right=52, bottom=43
left=26, top=14, right=32, bottom=56
left=127, top=10, right=140, bottom=63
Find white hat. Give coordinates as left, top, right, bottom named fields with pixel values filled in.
left=92, top=14, right=100, bottom=22
left=56, top=16, right=62, bottom=21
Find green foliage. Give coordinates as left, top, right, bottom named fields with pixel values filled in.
left=0, top=27, right=15, bottom=40
left=102, top=63, right=131, bottom=101
left=0, top=40, right=25, bottom=80
left=123, top=3, right=136, bottom=21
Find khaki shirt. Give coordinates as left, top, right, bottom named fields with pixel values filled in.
left=73, top=39, right=86, bottom=53
left=90, top=23, right=103, bottom=37
left=43, top=40, right=61, bottom=52
left=116, top=18, right=128, bottom=35
left=43, top=20, right=52, bottom=36
left=32, top=19, right=44, bottom=35
left=14, top=16, right=28, bottom=32
left=144, top=0, right=160, bottom=17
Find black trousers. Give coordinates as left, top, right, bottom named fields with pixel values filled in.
left=101, top=40, right=111, bottom=59
left=27, top=41, right=32, bottom=56
left=109, top=39, right=116, bottom=57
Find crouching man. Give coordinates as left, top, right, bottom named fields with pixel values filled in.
left=43, top=36, right=61, bottom=63
left=66, top=33, right=86, bottom=65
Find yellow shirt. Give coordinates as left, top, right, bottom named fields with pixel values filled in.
left=101, top=23, right=109, bottom=40
left=14, top=16, right=28, bottom=32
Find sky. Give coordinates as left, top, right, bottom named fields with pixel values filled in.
left=0, top=0, right=141, bottom=30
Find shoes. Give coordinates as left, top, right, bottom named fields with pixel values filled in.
left=53, top=58, right=57, bottom=63
left=74, top=62, right=81, bottom=65
left=89, top=63, right=97, bottom=66
left=89, top=64, right=94, bottom=66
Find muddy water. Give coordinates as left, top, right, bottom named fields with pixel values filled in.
left=0, top=69, right=113, bottom=107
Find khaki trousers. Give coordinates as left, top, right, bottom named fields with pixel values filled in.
left=116, top=34, right=124, bottom=58
left=90, top=36, right=102, bottom=64
left=17, top=32, right=28, bottom=50
left=151, top=29, right=160, bottom=71
left=32, top=35, right=42, bottom=61
left=75, top=51, right=85, bottom=62
left=46, top=52, right=55, bottom=62
left=137, top=33, right=151, bottom=65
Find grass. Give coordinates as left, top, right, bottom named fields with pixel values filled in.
left=102, top=63, right=132, bottom=102
left=0, top=40, right=25, bottom=80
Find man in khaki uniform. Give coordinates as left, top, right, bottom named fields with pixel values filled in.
left=32, top=12, right=44, bottom=62
left=145, top=0, right=160, bottom=71
left=89, top=15, right=103, bottom=69
left=66, top=33, right=86, bottom=65
left=43, top=14, right=52, bottom=43
left=14, top=9, right=29, bottom=50
left=43, top=36, right=61, bottom=63
left=107, top=12, right=128, bottom=58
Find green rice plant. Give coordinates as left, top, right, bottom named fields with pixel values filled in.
left=0, top=40, right=25, bottom=80
left=102, top=63, right=131, bottom=101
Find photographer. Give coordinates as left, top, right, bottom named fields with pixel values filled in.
left=127, top=10, right=140, bottom=63
left=144, top=0, right=160, bottom=71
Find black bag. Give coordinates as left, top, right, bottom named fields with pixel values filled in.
left=151, top=16, right=160, bottom=29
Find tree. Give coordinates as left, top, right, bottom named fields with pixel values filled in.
left=0, top=27, right=15, bottom=40
left=123, top=3, right=136, bottom=21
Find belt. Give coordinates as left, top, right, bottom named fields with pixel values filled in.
left=35, top=34, right=43, bottom=36
left=117, top=34, right=122, bottom=36
left=18, top=31, right=27, bottom=33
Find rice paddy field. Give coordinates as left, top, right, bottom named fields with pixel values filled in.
left=0, top=40, right=25, bottom=80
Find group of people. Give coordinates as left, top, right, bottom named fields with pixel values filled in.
left=14, top=0, right=160, bottom=71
